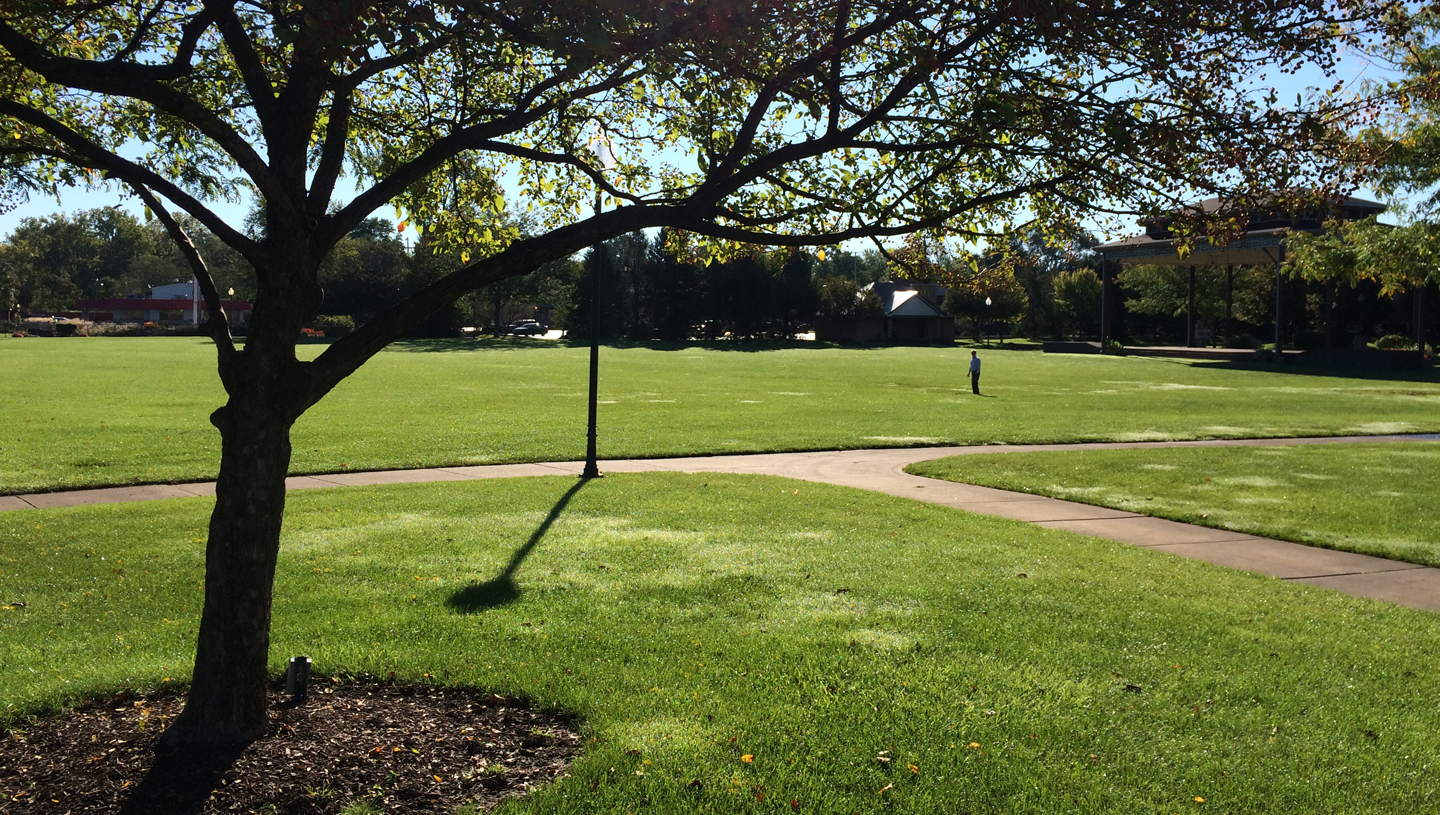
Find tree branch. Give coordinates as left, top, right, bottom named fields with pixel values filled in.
left=301, top=203, right=677, bottom=409
left=328, top=63, right=641, bottom=242
left=827, top=0, right=852, bottom=135
left=128, top=182, right=238, bottom=361
left=0, top=98, right=264, bottom=267
left=308, top=92, right=353, bottom=217
left=0, top=18, right=282, bottom=203
left=205, top=1, right=279, bottom=127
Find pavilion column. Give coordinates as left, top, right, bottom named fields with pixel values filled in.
left=1225, top=265, right=1234, bottom=343
left=1416, top=282, right=1429, bottom=360
left=1274, top=243, right=1286, bottom=361
left=1099, top=257, right=1109, bottom=348
left=1323, top=279, right=1336, bottom=349
left=1186, top=266, right=1197, bottom=347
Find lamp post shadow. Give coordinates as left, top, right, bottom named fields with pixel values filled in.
left=446, top=479, right=589, bottom=613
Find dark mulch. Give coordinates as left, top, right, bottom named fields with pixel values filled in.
left=1, top=678, right=580, bottom=814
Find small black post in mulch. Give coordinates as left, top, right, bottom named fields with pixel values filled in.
left=286, top=655, right=312, bottom=704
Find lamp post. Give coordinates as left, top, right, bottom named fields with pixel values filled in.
left=581, top=188, right=603, bottom=479
left=581, top=131, right=613, bottom=480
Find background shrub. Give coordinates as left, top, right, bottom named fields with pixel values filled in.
left=314, top=314, right=355, bottom=337
left=1290, top=329, right=1325, bottom=351
left=1375, top=334, right=1417, bottom=351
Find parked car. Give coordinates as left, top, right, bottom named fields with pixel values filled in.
left=506, top=320, right=546, bottom=336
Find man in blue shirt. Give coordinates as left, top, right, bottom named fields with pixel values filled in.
left=969, top=350, right=981, bottom=395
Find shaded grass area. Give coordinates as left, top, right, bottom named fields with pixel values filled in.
left=5, top=337, right=1440, bottom=496
left=908, top=442, right=1440, bottom=568
left=3, top=474, right=1437, bottom=813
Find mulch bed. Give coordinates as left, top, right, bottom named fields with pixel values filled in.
left=1, top=678, right=580, bottom=814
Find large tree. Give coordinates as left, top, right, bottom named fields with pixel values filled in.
left=0, top=0, right=1396, bottom=744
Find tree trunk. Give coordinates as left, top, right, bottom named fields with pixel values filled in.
left=161, top=227, right=318, bottom=747
left=161, top=398, right=294, bottom=745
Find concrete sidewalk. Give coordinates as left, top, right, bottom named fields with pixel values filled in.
left=4, top=434, right=1438, bottom=613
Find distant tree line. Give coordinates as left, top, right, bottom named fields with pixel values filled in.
left=568, top=229, right=885, bottom=341
left=9, top=209, right=1425, bottom=347
left=0, top=207, right=255, bottom=312
left=966, top=226, right=1436, bottom=349
left=1, top=209, right=886, bottom=339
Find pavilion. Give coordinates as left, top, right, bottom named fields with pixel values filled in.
left=1094, top=194, right=1387, bottom=352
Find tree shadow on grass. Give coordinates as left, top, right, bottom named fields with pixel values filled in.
left=446, top=479, right=589, bottom=613
left=116, top=744, right=244, bottom=815
left=387, top=337, right=954, bottom=353
left=1185, top=358, right=1440, bottom=382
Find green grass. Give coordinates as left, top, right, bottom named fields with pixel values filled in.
left=5, top=335, right=1440, bottom=495
left=907, top=442, right=1440, bottom=568
left=3, top=474, right=1437, bottom=812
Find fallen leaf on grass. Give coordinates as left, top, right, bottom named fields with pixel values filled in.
left=741, top=754, right=754, bottom=763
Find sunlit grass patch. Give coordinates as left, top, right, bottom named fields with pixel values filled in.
left=3, top=473, right=1438, bottom=813
left=911, top=442, right=1440, bottom=567
left=6, top=338, right=1440, bottom=494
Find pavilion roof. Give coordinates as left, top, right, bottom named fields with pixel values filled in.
left=1096, top=192, right=1387, bottom=266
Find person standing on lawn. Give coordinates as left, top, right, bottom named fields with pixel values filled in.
left=969, top=350, right=981, bottom=395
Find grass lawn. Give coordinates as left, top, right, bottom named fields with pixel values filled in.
left=3, top=474, right=1437, bottom=812
left=5, top=336, right=1440, bottom=495
left=908, top=442, right=1440, bottom=568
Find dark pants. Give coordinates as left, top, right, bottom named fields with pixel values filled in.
left=970, top=371, right=980, bottom=394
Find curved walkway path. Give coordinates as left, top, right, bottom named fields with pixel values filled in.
left=4, top=434, right=1438, bottom=613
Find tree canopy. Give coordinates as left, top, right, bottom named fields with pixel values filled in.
left=0, top=0, right=1406, bottom=745
left=1362, top=4, right=1440, bottom=216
